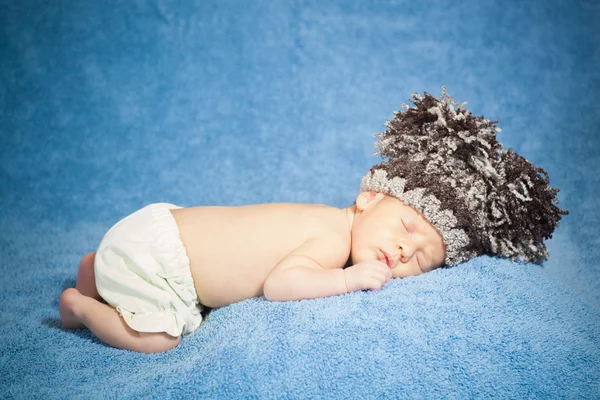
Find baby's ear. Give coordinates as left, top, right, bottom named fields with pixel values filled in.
left=355, top=191, right=385, bottom=211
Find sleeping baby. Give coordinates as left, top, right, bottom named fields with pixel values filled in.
left=59, top=88, right=567, bottom=353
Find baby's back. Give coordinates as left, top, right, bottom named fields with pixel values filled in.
left=170, top=203, right=349, bottom=308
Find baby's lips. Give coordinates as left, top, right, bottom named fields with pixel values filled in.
left=375, top=249, right=387, bottom=265
left=378, top=250, right=394, bottom=269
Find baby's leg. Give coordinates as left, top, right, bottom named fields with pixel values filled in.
left=59, top=288, right=181, bottom=353
left=76, top=252, right=102, bottom=301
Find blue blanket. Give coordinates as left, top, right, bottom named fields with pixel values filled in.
left=1, top=0, right=599, bottom=398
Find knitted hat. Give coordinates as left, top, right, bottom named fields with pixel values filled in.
left=360, top=88, right=568, bottom=266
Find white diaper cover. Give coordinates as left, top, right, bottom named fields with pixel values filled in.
left=94, top=203, right=203, bottom=337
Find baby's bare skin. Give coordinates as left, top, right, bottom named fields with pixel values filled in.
left=170, top=192, right=447, bottom=308
left=60, top=192, right=446, bottom=353
left=170, top=203, right=351, bottom=308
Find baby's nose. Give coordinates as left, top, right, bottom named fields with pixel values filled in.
left=398, top=245, right=415, bottom=263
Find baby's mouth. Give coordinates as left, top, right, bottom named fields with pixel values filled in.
left=377, top=249, right=393, bottom=269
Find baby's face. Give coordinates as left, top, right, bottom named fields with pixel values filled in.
left=350, top=192, right=446, bottom=278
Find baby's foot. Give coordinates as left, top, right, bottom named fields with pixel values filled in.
left=59, top=288, right=85, bottom=329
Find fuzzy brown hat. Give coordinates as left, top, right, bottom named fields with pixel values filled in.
left=360, top=88, right=568, bottom=266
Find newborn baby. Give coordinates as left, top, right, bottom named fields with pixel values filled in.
left=60, top=193, right=445, bottom=353
left=59, top=88, right=567, bottom=353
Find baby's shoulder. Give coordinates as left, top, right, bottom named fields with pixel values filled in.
left=301, top=208, right=351, bottom=269
left=294, top=232, right=350, bottom=269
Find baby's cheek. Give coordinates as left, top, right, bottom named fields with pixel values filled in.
left=351, top=247, right=374, bottom=265
left=392, top=263, right=421, bottom=278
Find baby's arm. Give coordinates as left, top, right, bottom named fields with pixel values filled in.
left=263, top=237, right=391, bottom=301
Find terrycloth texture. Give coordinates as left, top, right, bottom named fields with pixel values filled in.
left=1, top=0, right=599, bottom=398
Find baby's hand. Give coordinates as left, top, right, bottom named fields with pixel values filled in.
left=344, top=260, right=392, bottom=293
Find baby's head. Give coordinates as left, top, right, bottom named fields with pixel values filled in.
left=355, top=88, right=568, bottom=271
left=349, top=190, right=447, bottom=278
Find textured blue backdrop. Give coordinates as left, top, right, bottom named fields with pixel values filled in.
left=1, top=0, right=599, bottom=398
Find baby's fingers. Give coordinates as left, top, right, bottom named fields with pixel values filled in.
left=366, top=276, right=387, bottom=290
left=369, top=270, right=391, bottom=289
left=372, top=265, right=392, bottom=281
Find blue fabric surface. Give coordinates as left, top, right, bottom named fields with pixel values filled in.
left=1, top=0, right=599, bottom=398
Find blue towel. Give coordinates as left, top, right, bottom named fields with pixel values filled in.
left=1, top=0, right=599, bottom=398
